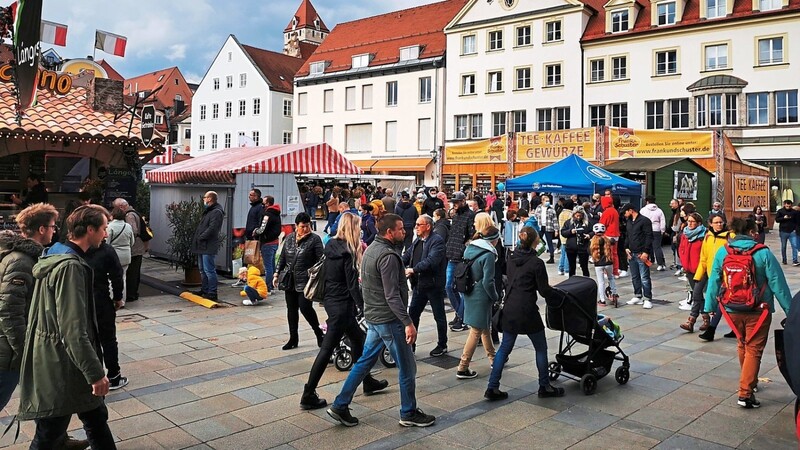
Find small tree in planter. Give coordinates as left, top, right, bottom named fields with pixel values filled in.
left=165, top=197, right=204, bottom=285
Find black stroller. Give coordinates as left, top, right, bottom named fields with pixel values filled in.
left=332, top=316, right=396, bottom=371
left=545, top=276, right=630, bottom=395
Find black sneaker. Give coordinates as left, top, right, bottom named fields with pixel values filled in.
left=399, top=408, right=435, bottom=427
left=450, top=321, right=468, bottom=332
left=429, top=345, right=448, bottom=357
left=109, top=374, right=129, bottom=390
left=327, top=406, right=359, bottom=427
left=724, top=331, right=736, bottom=339
left=456, top=369, right=478, bottom=379
left=363, top=376, right=389, bottom=395
left=737, top=395, right=761, bottom=409
left=448, top=317, right=459, bottom=326
left=538, top=384, right=565, bottom=398
left=204, top=292, right=218, bottom=301
left=191, top=290, right=206, bottom=297
left=484, top=387, right=508, bottom=401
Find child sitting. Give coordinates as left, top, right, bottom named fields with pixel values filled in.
left=590, top=223, right=617, bottom=306
left=239, top=266, right=268, bottom=306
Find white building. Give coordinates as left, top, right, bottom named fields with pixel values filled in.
left=293, top=0, right=468, bottom=186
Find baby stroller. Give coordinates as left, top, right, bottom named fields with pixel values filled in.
left=545, top=276, right=630, bottom=395
left=332, top=316, right=396, bottom=371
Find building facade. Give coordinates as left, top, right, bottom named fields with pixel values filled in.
left=124, top=67, right=194, bottom=145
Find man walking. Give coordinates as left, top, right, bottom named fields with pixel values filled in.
left=19, top=205, right=116, bottom=449
left=192, top=192, right=225, bottom=301
left=622, top=203, right=654, bottom=309
left=113, top=198, right=146, bottom=304
left=403, top=215, right=448, bottom=357
left=327, top=214, right=435, bottom=428
left=445, top=192, right=476, bottom=332
left=640, top=196, right=667, bottom=271
left=776, top=199, right=798, bottom=265
left=254, top=195, right=282, bottom=293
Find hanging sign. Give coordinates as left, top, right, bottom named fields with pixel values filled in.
left=13, top=0, right=43, bottom=113
left=609, top=129, right=713, bottom=159
left=516, top=128, right=596, bottom=162
left=673, top=171, right=698, bottom=201
left=444, top=136, right=507, bottom=164
left=140, top=104, right=155, bottom=147
left=733, top=174, right=769, bottom=212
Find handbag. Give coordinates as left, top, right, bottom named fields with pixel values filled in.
left=492, top=285, right=513, bottom=333
left=303, top=256, right=327, bottom=302
left=277, top=236, right=300, bottom=291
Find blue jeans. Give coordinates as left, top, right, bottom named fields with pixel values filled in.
left=488, top=330, right=549, bottom=389
left=333, top=320, right=417, bottom=419
left=628, top=252, right=652, bottom=299
left=198, top=254, right=217, bottom=295
left=260, top=243, right=278, bottom=292
left=243, top=285, right=263, bottom=302
left=558, top=247, right=569, bottom=273
left=445, top=261, right=464, bottom=319
left=0, top=370, right=19, bottom=411
left=779, top=231, right=798, bottom=263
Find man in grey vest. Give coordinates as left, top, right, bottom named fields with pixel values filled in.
left=327, top=214, right=435, bottom=428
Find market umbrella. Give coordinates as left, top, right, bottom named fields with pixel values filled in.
left=776, top=291, right=800, bottom=440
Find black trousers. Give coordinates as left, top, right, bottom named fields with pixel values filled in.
left=617, top=234, right=629, bottom=271
left=403, top=227, right=413, bottom=252
left=566, top=251, right=590, bottom=277
left=307, top=304, right=364, bottom=389
left=95, top=299, right=120, bottom=377
left=31, top=404, right=116, bottom=450
left=285, top=288, right=323, bottom=339
left=126, top=255, right=143, bottom=302
left=409, top=288, right=448, bottom=348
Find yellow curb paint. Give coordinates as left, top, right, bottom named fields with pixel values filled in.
left=179, top=292, right=220, bottom=309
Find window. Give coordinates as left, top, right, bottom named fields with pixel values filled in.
left=512, top=110, right=527, bottom=132
left=776, top=90, right=799, bottom=124
left=612, top=56, right=627, bottom=80
left=747, top=93, right=769, bottom=125
left=225, top=101, right=232, bottom=118
left=175, top=94, right=182, bottom=101
left=400, top=46, right=420, bottom=61
left=516, top=25, right=531, bottom=47
left=492, top=112, right=507, bottom=136
left=280, top=99, right=291, bottom=117
left=386, top=81, right=398, bottom=106
left=324, top=89, right=334, bottom=112
left=352, top=53, right=370, bottom=68
left=297, top=127, right=307, bottom=144
left=323, top=126, right=332, bottom=143
left=726, top=93, right=738, bottom=125
left=213, top=78, right=219, bottom=90
left=696, top=96, right=706, bottom=127
left=705, top=44, right=728, bottom=70
left=419, top=77, right=432, bottom=103
left=657, top=2, right=676, bottom=25
left=610, top=103, right=628, bottom=127
left=362, top=85, right=373, bottom=109
left=198, top=135, right=205, bottom=150
left=516, top=67, right=531, bottom=90
left=462, top=35, right=476, bottom=55
left=489, top=30, right=503, bottom=51
left=760, top=0, right=781, bottom=10
left=239, top=100, right=246, bottom=117
left=227, top=52, right=232, bottom=62
left=239, top=73, right=246, bottom=88
left=345, top=87, right=356, bottom=110
left=310, top=61, right=325, bottom=75
left=385, top=121, right=398, bottom=151
left=709, top=94, right=722, bottom=126
left=707, top=0, right=726, bottom=18
left=545, top=21, right=562, bottom=42
left=670, top=98, right=689, bottom=129
left=418, top=118, right=432, bottom=151
left=589, top=105, right=606, bottom=126
left=238, top=131, right=245, bottom=145
left=455, top=115, right=468, bottom=139
left=282, top=132, right=292, bottom=145
left=590, top=59, right=604, bottom=82
left=226, top=75, right=233, bottom=89
left=224, top=133, right=231, bottom=149
left=545, top=64, right=561, bottom=86
left=646, top=100, right=665, bottom=129
left=758, top=37, right=784, bottom=65
left=345, top=124, right=372, bottom=152
left=488, top=71, right=503, bottom=93
left=200, top=104, right=206, bottom=120
left=184, top=128, right=191, bottom=139
left=212, top=103, right=219, bottom=119
left=537, top=109, right=552, bottom=131
left=211, top=134, right=218, bottom=150
left=555, top=107, right=570, bottom=130
left=611, top=10, right=629, bottom=32
left=462, top=74, right=476, bottom=95
left=471, top=114, right=482, bottom=138
left=253, top=98, right=261, bottom=115
left=252, top=131, right=260, bottom=146
left=297, top=94, right=306, bottom=115
left=656, top=50, right=678, bottom=75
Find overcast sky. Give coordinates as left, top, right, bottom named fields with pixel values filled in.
left=40, top=0, right=434, bottom=83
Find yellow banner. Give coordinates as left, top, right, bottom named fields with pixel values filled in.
left=733, top=174, right=769, bottom=212
left=516, top=128, right=596, bottom=162
left=444, top=136, right=507, bottom=164
left=609, top=129, right=713, bottom=159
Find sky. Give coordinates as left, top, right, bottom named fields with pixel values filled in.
left=39, top=0, right=435, bottom=84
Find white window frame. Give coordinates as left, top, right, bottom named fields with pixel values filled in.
left=226, top=75, right=233, bottom=89
left=199, top=104, right=206, bottom=120
left=211, top=134, right=218, bottom=150
left=516, top=25, right=531, bottom=47
left=253, top=98, right=261, bottom=116
left=590, top=59, right=604, bottom=82
left=239, top=100, right=246, bottom=117
left=212, top=103, right=219, bottom=120
left=386, top=81, right=398, bottom=107
left=225, top=101, right=232, bottom=118
left=283, top=99, right=292, bottom=117
left=545, top=64, right=562, bottom=87
left=462, top=74, right=476, bottom=96
left=492, top=111, right=507, bottom=136
left=589, top=105, right=606, bottom=127
left=705, top=43, right=729, bottom=70
left=400, top=46, right=420, bottom=61
left=345, top=86, right=356, bottom=111
left=612, top=56, right=627, bottom=80
left=696, top=96, right=707, bottom=127
left=282, top=131, right=292, bottom=145
left=462, top=35, right=477, bottom=55
left=656, top=50, right=678, bottom=75
left=747, top=92, right=769, bottom=125
left=759, top=0, right=781, bottom=10
left=776, top=90, right=799, bottom=124
left=198, top=135, right=205, bottom=150
left=488, top=30, right=503, bottom=51
left=455, top=115, right=468, bottom=140
left=537, top=109, right=553, bottom=131
left=555, top=107, right=570, bottom=130
left=309, top=61, right=325, bottom=75
left=646, top=100, right=665, bottom=129
left=709, top=93, right=723, bottom=126
left=611, top=9, right=629, bottom=32
left=470, top=114, right=483, bottom=138
left=213, top=78, right=219, bottom=90
left=239, top=73, right=247, bottom=88
left=362, top=85, right=373, bottom=109
left=418, top=118, right=432, bottom=151
left=252, top=131, right=260, bottom=146
left=324, top=89, right=334, bottom=112
left=512, top=110, right=527, bottom=132
left=386, top=121, right=398, bottom=151
left=515, top=67, right=531, bottom=90
left=352, top=53, right=370, bottom=69
left=224, top=133, right=231, bottom=149
left=758, top=36, right=784, bottom=65
left=488, top=70, right=503, bottom=93
left=707, top=0, right=726, bottom=18
left=657, top=2, right=676, bottom=25
left=419, top=77, right=432, bottom=103
left=670, top=98, right=690, bottom=129
left=545, top=20, right=562, bottom=42
left=610, top=103, right=628, bottom=127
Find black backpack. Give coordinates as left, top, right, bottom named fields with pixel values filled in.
left=128, top=210, right=153, bottom=242
left=454, top=249, right=489, bottom=294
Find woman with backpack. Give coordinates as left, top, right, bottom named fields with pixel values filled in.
left=695, top=214, right=736, bottom=341
left=561, top=209, right=591, bottom=277
left=678, top=212, right=707, bottom=332
left=299, top=213, right=388, bottom=410
left=484, top=226, right=564, bottom=400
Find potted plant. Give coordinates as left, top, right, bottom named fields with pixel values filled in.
left=165, top=197, right=205, bottom=286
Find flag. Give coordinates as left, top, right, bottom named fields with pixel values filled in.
left=94, top=29, right=126, bottom=57
left=40, top=20, right=66, bottom=46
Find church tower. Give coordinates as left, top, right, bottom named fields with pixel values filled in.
left=283, top=0, right=328, bottom=58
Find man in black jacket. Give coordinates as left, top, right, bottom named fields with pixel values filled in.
left=403, top=215, right=448, bottom=357
left=422, top=187, right=444, bottom=217
left=395, top=192, right=418, bottom=251
left=621, top=204, right=654, bottom=309
left=445, top=192, right=475, bottom=331
left=10, top=173, right=48, bottom=208
left=191, top=192, right=225, bottom=300
left=776, top=199, right=798, bottom=265
left=244, top=189, right=264, bottom=239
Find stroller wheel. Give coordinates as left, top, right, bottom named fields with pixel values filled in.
left=380, top=346, right=396, bottom=368
left=580, top=373, right=597, bottom=395
left=615, top=366, right=630, bottom=385
left=548, top=362, right=561, bottom=381
left=334, top=351, right=354, bottom=371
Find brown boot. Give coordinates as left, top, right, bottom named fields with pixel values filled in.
left=698, top=314, right=710, bottom=331
left=679, top=316, right=696, bottom=333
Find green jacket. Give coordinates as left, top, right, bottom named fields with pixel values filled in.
left=17, top=250, right=105, bottom=420
left=0, top=231, right=42, bottom=371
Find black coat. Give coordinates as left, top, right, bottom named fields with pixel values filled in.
left=561, top=219, right=591, bottom=254
left=245, top=201, right=265, bottom=239
left=191, top=203, right=224, bottom=255
left=433, top=219, right=450, bottom=244
left=85, top=242, right=124, bottom=304
left=422, top=194, right=444, bottom=217
left=322, top=238, right=362, bottom=313
left=276, top=232, right=324, bottom=292
left=395, top=201, right=418, bottom=229
left=499, top=248, right=554, bottom=334
left=626, top=213, right=654, bottom=254
left=402, top=233, right=446, bottom=292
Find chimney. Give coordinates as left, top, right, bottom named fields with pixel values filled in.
left=89, top=78, right=124, bottom=113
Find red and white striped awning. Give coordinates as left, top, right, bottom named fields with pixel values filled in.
left=147, top=143, right=362, bottom=184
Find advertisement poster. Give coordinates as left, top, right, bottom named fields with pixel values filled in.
left=673, top=171, right=698, bottom=201
left=733, top=174, right=769, bottom=212
left=286, top=195, right=301, bottom=216
left=609, top=129, right=713, bottom=159
left=516, top=128, right=596, bottom=162
left=444, top=136, right=507, bottom=164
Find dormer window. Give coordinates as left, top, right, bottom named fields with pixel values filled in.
left=656, top=2, right=676, bottom=25
left=157, top=74, right=164, bottom=82
left=292, top=17, right=298, bottom=29
left=707, top=0, right=726, bottom=18
left=759, top=0, right=782, bottom=11
left=611, top=9, right=629, bottom=32
left=399, top=46, right=420, bottom=61
left=314, top=18, right=320, bottom=30
left=310, top=61, right=326, bottom=75
left=352, top=53, right=371, bottom=68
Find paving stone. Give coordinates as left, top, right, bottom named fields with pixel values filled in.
left=473, top=399, right=558, bottom=432
left=231, top=386, right=276, bottom=404
left=231, top=394, right=304, bottom=426
left=184, top=372, right=264, bottom=398
left=116, top=435, right=165, bottom=449
left=653, top=433, right=735, bottom=450
left=613, top=419, right=675, bottom=442
left=490, top=418, right=592, bottom=450
left=551, top=405, right=620, bottom=432
left=207, top=420, right=308, bottom=449
left=147, top=427, right=201, bottom=449
left=432, top=417, right=517, bottom=449
left=568, top=425, right=661, bottom=450
left=180, top=414, right=252, bottom=442
left=290, top=422, right=388, bottom=449
left=109, top=411, right=174, bottom=441
left=159, top=394, right=250, bottom=425
left=136, top=387, right=201, bottom=410
left=106, top=397, right=152, bottom=418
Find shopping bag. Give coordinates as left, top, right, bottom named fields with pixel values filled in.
left=243, top=240, right=262, bottom=266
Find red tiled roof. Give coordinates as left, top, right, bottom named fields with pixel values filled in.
left=285, top=0, right=330, bottom=33
left=97, top=59, right=124, bottom=80
left=298, top=41, right=320, bottom=60
left=124, top=67, right=178, bottom=95
left=297, top=0, right=468, bottom=77
left=582, top=0, right=800, bottom=42
left=241, top=45, right=306, bottom=94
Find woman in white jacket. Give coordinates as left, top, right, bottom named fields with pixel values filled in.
left=107, top=206, right=135, bottom=307
left=639, top=196, right=667, bottom=271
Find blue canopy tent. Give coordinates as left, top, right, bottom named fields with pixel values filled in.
left=505, top=154, right=642, bottom=196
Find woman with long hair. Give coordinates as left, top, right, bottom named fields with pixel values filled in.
left=360, top=203, right=378, bottom=245
left=474, top=212, right=505, bottom=344
left=750, top=205, right=767, bottom=244
left=678, top=212, right=707, bottom=332
left=696, top=213, right=736, bottom=341
left=300, top=213, right=387, bottom=410
left=590, top=223, right=617, bottom=305
left=485, top=226, right=564, bottom=400
left=561, top=209, right=591, bottom=277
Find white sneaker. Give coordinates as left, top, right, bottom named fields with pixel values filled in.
left=626, top=297, right=643, bottom=305
left=557, top=271, right=564, bottom=275
left=656, top=265, right=666, bottom=271
left=242, top=299, right=255, bottom=306
left=678, top=275, right=688, bottom=281
left=674, top=269, right=683, bottom=276
left=679, top=299, right=690, bottom=306
left=563, top=272, right=569, bottom=277
left=642, top=299, right=653, bottom=309
left=231, top=280, right=245, bottom=288
left=555, top=248, right=561, bottom=254
left=618, top=270, right=628, bottom=277
left=678, top=303, right=692, bottom=311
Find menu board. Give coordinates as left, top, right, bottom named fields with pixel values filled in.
left=102, top=167, right=138, bottom=207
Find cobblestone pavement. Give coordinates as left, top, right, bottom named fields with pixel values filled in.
left=2, top=231, right=798, bottom=449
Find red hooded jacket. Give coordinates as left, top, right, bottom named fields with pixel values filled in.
left=599, top=196, right=620, bottom=238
